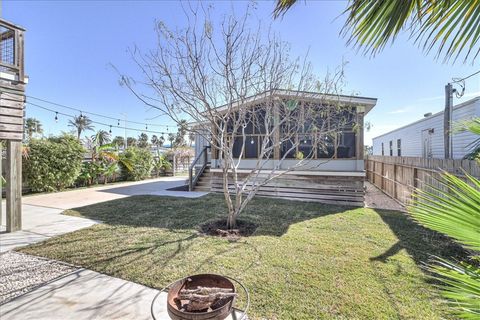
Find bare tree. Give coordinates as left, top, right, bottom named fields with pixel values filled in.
left=123, top=5, right=353, bottom=229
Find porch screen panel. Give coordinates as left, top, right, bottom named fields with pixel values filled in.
left=317, top=135, right=335, bottom=158
left=337, top=132, right=356, bottom=158
left=232, top=137, right=243, bottom=158
left=245, top=136, right=258, bottom=158
left=281, top=139, right=296, bottom=158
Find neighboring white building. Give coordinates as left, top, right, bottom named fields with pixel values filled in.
left=372, top=96, right=480, bottom=159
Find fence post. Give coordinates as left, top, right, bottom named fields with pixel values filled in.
left=393, top=163, right=397, bottom=201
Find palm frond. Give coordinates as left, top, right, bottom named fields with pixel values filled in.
left=428, top=258, right=480, bottom=319
left=408, top=172, right=480, bottom=251
left=342, top=0, right=480, bottom=63
left=273, top=0, right=298, bottom=18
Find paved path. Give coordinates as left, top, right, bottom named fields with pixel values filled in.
left=0, top=177, right=209, bottom=319
left=0, top=268, right=159, bottom=320
left=0, top=177, right=206, bottom=252
left=22, top=176, right=204, bottom=210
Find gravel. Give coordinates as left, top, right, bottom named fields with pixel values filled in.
left=0, top=251, right=78, bottom=304
left=364, top=181, right=406, bottom=211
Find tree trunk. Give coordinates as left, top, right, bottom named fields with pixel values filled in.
left=226, top=211, right=236, bottom=229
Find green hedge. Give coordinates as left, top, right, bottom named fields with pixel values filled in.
left=119, top=147, right=153, bottom=181
left=23, top=135, right=85, bottom=192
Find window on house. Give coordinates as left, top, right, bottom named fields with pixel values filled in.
left=397, top=139, right=401, bottom=156
left=381, top=143, right=384, bottom=156
left=389, top=140, right=393, bottom=156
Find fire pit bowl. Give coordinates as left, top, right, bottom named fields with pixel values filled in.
left=167, top=274, right=236, bottom=320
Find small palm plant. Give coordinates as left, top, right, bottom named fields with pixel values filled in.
left=409, top=119, right=480, bottom=319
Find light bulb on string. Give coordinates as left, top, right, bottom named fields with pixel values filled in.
left=250, top=137, right=255, bottom=145
left=117, top=119, right=120, bottom=126
left=109, top=125, right=112, bottom=134
left=54, top=112, right=58, bottom=123
left=145, top=124, right=148, bottom=131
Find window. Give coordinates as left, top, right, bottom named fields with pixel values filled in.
left=381, top=143, right=384, bottom=156
left=389, top=140, right=393, bottom=156
left=397, top=139, right=401, bottom=156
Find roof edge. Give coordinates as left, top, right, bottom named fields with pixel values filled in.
left=372, top=95, right=480, bottom=141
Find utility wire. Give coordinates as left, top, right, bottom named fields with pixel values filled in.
left=26, top=101, right=175, bottom=136
left=452, top=70, right=480, bottom=83
left=26, top=95, right=171, bottom=128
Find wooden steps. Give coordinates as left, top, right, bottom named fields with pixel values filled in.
left=193, top=171, right=364, bottom=206
left=193, top=167, right=212, bottom=192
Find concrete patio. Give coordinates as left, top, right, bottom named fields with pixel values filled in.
left=0, top=176, right=206, bottom=252
left=0, top=177, right=208, bottom=319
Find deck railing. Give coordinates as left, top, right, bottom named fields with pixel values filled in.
left=189, top=146, right=210, bottom=191
left=0, top=19, right=25, bottom=82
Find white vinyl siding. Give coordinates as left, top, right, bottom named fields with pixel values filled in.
left=372, top=97, right=480, bottom=159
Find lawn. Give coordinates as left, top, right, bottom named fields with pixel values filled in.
left=19, top=194, right=466, bottom=319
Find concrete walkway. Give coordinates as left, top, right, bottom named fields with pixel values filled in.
left=0, top=268, right=160, bottom=320
left=0, top=176, right=206, bottom=252
left=0, top=177, right=209, bottom=319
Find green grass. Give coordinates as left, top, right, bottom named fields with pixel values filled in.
left=19, top=194, right=467, bottom=319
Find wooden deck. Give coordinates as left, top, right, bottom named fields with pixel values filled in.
left=195, top=168, right=365, bottom=206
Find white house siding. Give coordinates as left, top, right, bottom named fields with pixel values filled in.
left=372, top=97, right=480, bottom=159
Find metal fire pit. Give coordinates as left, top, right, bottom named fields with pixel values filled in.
left=151, top=274, right=249, bottom=320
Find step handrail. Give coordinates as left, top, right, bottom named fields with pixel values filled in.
left=189, top=145, right=210, bottom=191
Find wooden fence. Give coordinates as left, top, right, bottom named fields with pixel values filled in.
left=365, top=155, right=480, bottom=205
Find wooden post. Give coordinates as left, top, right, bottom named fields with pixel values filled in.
left=6, top=140, right=21, bottom=232
left=0, top=141, right=2, bottom=226
left=393, top=163, right=397, bottom=201
left=273, top=102, right=280, bottom=160
left=356, top=111, right=364, bottom=160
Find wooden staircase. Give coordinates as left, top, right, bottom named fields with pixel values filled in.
left=193, top=166, right=211, bottom=192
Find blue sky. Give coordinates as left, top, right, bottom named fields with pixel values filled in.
left=3, top=0, right=479, bottom=145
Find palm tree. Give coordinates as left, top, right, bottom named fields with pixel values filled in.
left=188, top=131, right=195, bottom=147
left=92, top=130, right=111, bottom=146
left=112, top=136, right=125, bottom=149
left=274, top=0, right=480, bottom=63
left=168, top=133, right=176, bottom=148
left=69, top=115, right=94, bottom=140
left=151, top=134, right=159, bottom=146
left=127, top=137, right=137, bottom=147
left=159, top=135, right=165, bottom=148
left=137, top=133, right=149, bottom=148
left=24, top=118, right=43, bottom=140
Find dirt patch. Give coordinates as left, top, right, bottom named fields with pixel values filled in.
left=199, top=219, right=257, bottom=239
left=364, top=181, right=406, bottom=211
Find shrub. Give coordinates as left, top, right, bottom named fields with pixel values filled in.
left=23, top=135, right=85, bottom=192
left=119, top=147, right=153, bottom=181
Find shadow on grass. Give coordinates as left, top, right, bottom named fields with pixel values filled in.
left=370, top=209, right=469, bottom=266
left=63, top=194, right=349, bottom=237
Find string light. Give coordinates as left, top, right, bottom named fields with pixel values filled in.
left=25, top=101, right=176, bottom=136
left=26, top=95, right=170, bottom=128
left=250, top=137, right=255, bottom=145
left=109, top=125, right=112, bottom=134
left=145, top=124, right=148, bottom=130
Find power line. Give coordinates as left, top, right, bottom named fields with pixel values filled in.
left=452, top=69, right=480, bottom=83
left=26, top=101, right=176, bottom=136
left=26, top=95, right=170, bottom=128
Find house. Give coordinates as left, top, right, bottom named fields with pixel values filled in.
left=191, top=89, right=377, bottom=206
left=372, top=96, right=480, bottom=159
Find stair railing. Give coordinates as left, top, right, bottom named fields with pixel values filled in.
left=189, top=145, right=210, bottom=191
